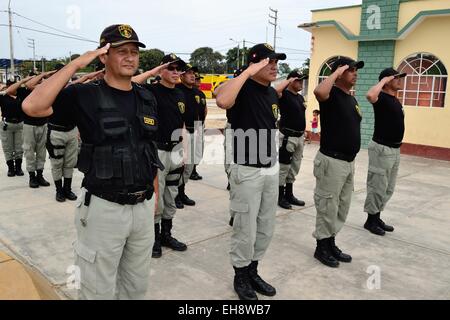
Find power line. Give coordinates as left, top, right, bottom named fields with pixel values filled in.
left=12, top=11, right=95, bottom=42
left=0, top=24, right=97, bottom=43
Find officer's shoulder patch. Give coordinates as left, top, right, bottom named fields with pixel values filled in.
left=178, top=102, right=185, bottom=114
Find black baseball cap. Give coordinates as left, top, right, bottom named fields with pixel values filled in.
left=331, top=57, right=364, bottom=73
left=160, top=53, right=187, bottom=69
left=99, top=24, right=146, bottom=49
left=247, top=43, right=286, bottom=64
left=195, top=72, right=203, bottom=80
left=378, top=67, right=407, bottom=81
left=287, top=70, right=308, bottom=80
left=184, top=63, right=199, bottom=73
left=55, top=63, right=65, bottom=71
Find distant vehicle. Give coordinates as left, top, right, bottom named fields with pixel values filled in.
left=199, top=74, right=233, bottom=99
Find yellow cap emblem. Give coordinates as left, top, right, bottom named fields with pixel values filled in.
left=118, top=25, right=133, bottom=39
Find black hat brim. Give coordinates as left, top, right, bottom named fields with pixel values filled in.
left=349, top=60, right=364, bottom=69
left=394, top=72, right=407, bottom=79
left=268, top=53, right=287, bottom=61
left=109, top=40, right=146, bottom=49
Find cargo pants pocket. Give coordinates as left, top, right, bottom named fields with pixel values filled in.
left=73, top=240, right=97, bottom=294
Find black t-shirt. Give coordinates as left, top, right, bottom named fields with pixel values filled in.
left=279, top=90, right=306, bottom=132
left=17, top=87, right=48, bottom=126
left=145, top=83, right=185, bottom=143
left=226, top=108, right=234, bottom=124
left=231, top=79, right=279, bottom=167
left=372, top=91, right=405, bottom=144
left=176, top=83, right=198, bottom=132
left=52, top=82, right=137, bottom=144
left=319, top=86, right=362, bottom=157
left=0, top=93, right=24, bottom=121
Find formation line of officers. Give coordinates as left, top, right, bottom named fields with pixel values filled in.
left=1, top=23, right=405, bottom=300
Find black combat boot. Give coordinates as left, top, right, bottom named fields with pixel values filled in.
left=364, top=213, right=385, bottom=236
left=376, top=212, right=394, bottom=232
left=278, top=186, right=292, bottom=209
left=314, top=238, right=339, bottom=268
left=152, top=223, right=162, bottom=258
left=178, top=184, right=195, bottom=206
left=189, top=165, right=203, bottom=180
left=36, top=169, right=50, bottom=187
left=175, top=194, right=184, bottom=209
left=29, top=172, right=39, bottom=188
left=285, top=183, right=305, bottom=206
left=329, top=237, right=352, bottom=263
left=55, top=180, right=66, bottom=202
left=63, top=178, right=77, bottom=201
left=248, top=261, right=276, bottom=296
left=161, top=218, right=187, bottom=251
left=233, top=266, right=258, bottom=300
left=6, top=160, right=15, bottom=177
left=14, top=159, right=24, bottom=176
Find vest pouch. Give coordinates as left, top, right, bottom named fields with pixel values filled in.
left=99, top=117, right=129, bottom=137
left=122, top=153, right=134, bottom=186
left=93, top=145, right=114, bottom=179
left=77, top=143, right=93, bottom=174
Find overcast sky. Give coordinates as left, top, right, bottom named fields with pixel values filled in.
left=1, top=0, right=360, bottom=69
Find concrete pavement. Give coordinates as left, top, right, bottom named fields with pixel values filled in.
left=0, top=137, right=449, bottom=300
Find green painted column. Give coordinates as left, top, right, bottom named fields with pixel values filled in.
left=356, top=0, right=400, bottom=148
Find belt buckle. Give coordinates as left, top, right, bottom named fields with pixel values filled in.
left=129, top=190, right=146, bottom=204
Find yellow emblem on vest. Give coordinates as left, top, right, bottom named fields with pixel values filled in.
left=195, top=95, right=200, bottom=104
left=144, top=117, right=155, bottom=126
left=118, top=25, right=133, bottom=39
left=355, top=104, right=362, bottom=117
left=272, top=104, right=279, bottom=119
left=178, top=102, right=185, bottom=114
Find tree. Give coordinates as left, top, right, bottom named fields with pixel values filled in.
left=300, top=58, right=310, bottom=77
left=140, top=49, right=165, bottom=71
left=279, top=62, right=291, bottom=75
left=225, top=46, right=249, bottom=73
left=190, top=47, right=225, bottom=74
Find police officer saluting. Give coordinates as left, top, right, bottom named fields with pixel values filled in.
left=134, top=54, right=189, bottom=258
left=8, top=71, right=56, bottom=188
left=275, top=70, right=308, bottom=209
left=23, top=24, right=162, bottom=300
left=363, top=68, right=406, bottom=236
left=312, top=57, right=364, bottom=268
left=0, top=79, right=27, bottom=177
left=216, top=43, right=286, bottom=300
left=46, top=63, right=80, bottom=202
left=174, top=63, right=199, bottom=208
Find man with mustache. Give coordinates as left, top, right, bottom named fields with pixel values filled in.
left=22, top=24, right=161, bottom=299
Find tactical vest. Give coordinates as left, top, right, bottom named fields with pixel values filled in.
left=77, top=80, right=163, bottom=192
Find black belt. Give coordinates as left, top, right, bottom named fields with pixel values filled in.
left=89, top=188, right=153, bottom=205
left=241, top=162, right=274, bottom=169
left=320, top=148, right=356, bottom=162
left=372, top=137, right=402, bottom=149
left=3, top=118, right=22, bottom=124
left=48, top=123, right=76, bottom=132
left=157, top=141, right=180, bottom=151
left=280, top=127, right=305, bottom=137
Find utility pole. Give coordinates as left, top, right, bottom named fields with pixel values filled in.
left=268, top=7, right=278, bottom=50
left=8, top=0, right=15, bottom=79
left=28, top=39, right=36, bottom=72
left=242, top=39, right=246, bottom=67
left=230, top=38, right=240, bottom=70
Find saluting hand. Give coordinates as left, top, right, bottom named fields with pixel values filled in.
left=73, top=43, right=111, bottom=70
left=382, top=75, right=396, bottom=84
left=244, top=58, right=270, bottom=77
left=334, top=65, right=350, bottom=77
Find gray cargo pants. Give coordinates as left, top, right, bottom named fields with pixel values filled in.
left=229, top=164, right=279, bottom=268
left=74, top=188, right=155, bottom=300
